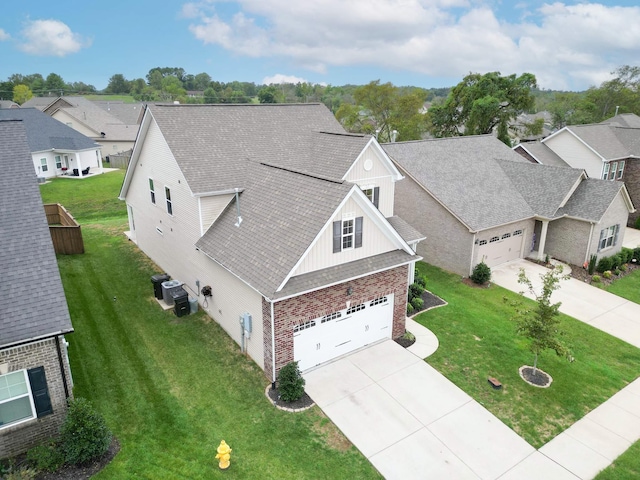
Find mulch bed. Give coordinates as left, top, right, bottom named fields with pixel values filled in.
left=519, top=366, right=552, bottom=388
left=31, top=437, right=120, bottom=480
left=266, top=385, right=315, bottom=412
left=567, top=261, right=639, bottom=286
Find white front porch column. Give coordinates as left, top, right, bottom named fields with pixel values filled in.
left=537, top=220, right=549, bottom=261
left=75, top=153, right=84, bottom=177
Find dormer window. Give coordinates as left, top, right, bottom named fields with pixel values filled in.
left=333, top=216, right=363, bottom=253
left=362, top=186, right=380, bottom=208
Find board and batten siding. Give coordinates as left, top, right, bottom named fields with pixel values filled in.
left=199, top=194, right=234, bottom=236
left=544, top=131, right=603, bottom=178
left=293, top=196, right=398, bottom=277
left=344, top=144, right=396, bottom=217
left=124, top=117, right=265, bottom=368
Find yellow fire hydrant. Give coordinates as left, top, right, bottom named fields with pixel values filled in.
left=215, top=440, right=232, bottom=470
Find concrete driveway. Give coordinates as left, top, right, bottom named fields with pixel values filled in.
left=491, top=259, right=640, bottom=349
left=304, top=340, right=579, bottom=480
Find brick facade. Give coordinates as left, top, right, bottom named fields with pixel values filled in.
left=0, top=337, right=73, bottom=459
left=262, top=265, right=409, bottom=382
left=619, top=158, right=640, bottom=227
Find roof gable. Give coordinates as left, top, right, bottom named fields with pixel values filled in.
left=557, top=179, right=635, bottom=221
left=0, top=120, right=73, bottom=347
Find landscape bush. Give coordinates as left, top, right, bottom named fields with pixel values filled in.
left=591, top=275, right=601, bottom=283
left=621, top=247, right=634, bottom=263
left=60, top=397, right=112, bottom=466
left=26, top=441, right=64, bottom=472
left=470, top=261, right=491, bottom=284
left=587, top=254, right=597, bottom=275
left=603, top=270, right=613, bottom=279
left=620, top=263, right=628, bottom=272
left=277, top=361, right=305, bottom=402
left=634, top=247, right=640, bottom=261
left=596, top=256, right=613, bottom=273
left=408, top=282, right=425, bottom=300
left=406, top=303, right=414, bottom=315
left=614, top=268, right=621, bottom=276
left=411, top=296, right=424, bottom=311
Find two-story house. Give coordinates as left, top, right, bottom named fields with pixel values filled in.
left=118, top=103, right=423, bottom=381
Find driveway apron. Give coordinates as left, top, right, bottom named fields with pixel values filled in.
left=304, top=340, right=554, bottom=480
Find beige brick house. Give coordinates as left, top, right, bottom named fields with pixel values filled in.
left=119, top=103, right=423, bottom=380
left=0, top=120, right=74, bottom=459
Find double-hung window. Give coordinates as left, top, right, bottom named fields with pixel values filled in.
left=0, top=367, right=52, bottom=429
left=333, top=216, right=363, bottom=253
left=602, top=163, right=610, bottom=180
left=40, top=158, right=48, bottom=172
left=165, top=187, right=173, bottom=215
left=617, top=161, right=625, bottom=179
left=598, top=224, right=620, bottom=251
left=149, top=179, right=156, bottom=204
left=609, top=162, right=618, bottom=180
left=362, top=186, right=380, bottom=208
left=55, top=155, right=62, bottom=169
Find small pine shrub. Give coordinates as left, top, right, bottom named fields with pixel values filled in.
left=603, top=270, right=612, bottom=279
left=596, top=256, right=613, bottom=273
left=60, top=397, right=112, bottom=466
left=26, top=441, right=64, bottom=473
left=277, top=361, right=305, bottom=402
left=587, top=254, right=597, bottom=275
left=470, top=261, right=491, bottom=284
left=591, top=275, right=601, bottom=283
left=411, top=297, right=424, bottom=311
left=406, top=303, right=414, bottom=315
left=614, top=268, right=621, bottom=276
left=408, top=283, right=425, bottom=300
left=415, top=274, right=427, bottom=288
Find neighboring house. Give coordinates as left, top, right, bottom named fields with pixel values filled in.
left=0, top=100, right=20, bottom=109
left=22, top=96, right=140, bottom=159
left=514, top=113, right=640, bottom=226
left=119, top=103, right=423, bottom=379
left=0, top=119, right=74, bottom=459
left=385, top=135, right=634, bottom=277
left=0, top=108, right=102, bottom=179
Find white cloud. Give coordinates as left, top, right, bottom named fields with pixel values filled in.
left=262, top=73, right=308, bottom=85
left=0, top=28, right=10, bottom=41
left=184, top=1, right=640, bottom=90
left=18, top=19, right=90, bottom=56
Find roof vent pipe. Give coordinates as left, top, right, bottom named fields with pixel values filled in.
left=391, top=130, right=398, bottom=142
left=234, top=188, right=243, bottom=227
left=615, top=106, right=620, bottom=116
left=375, top=128, right=380, bottom=140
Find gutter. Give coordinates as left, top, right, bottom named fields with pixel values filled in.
left=585, top=222, right=595, bottom=265
left=55, top=336, right=71, bottom=399
left=0, top=329, right=74, bottom=351
left=270, top=301, right=276, bottom=387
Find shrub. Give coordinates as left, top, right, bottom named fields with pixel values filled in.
left=277, top=361, right=305, bottom=402
left=408, top=282, right=425, bottom=300
left=411, top=297, right=424, bottom=311
left=614, top=268, right=621, bottom=276
left=591, top=275, right=601, bottom=283
left=406, top=303, right=414, bottom=315
left=620, top=263, right=628, bottom=272
left=26, top=441, right=64, bottom=473
left=621, top=247, right=634, bottom=263
left=470, top=261, right=491, bottom=284
left=2, top=467, right=38, bottom=480
left=587, top=254, right=597, bottom=275
left=634, top=247, right=640, bottom=261
left=603, top=270, right=612, bottom=279
left=611, top=254, right=623, bottom=270
left=596, top=256, right=613, bottom=273
left=635, top=216, right=640, bottom=229
left=415, top=274, right=427, bottom=288
left=60, top=397, right=112, bottom=466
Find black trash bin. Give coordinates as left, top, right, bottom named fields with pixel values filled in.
left=171, top=287, right=189, bottom=317
left=151, top=274, right=170, bottom=300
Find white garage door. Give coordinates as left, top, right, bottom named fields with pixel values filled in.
left=476, top=230, right=524, bottom=268
left=294, top=293, right=394, bottom=371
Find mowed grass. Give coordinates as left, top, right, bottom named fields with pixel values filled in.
left=415, top=263, right=640, bottom=448
left=595, top=440, right=640, bottom=479
left=58, top=221, right=380, bottom=479
left=39, top=170, right=127, bottom=222
left=606, top=267, right=640, bottom=304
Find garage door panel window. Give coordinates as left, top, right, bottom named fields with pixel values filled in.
left=370, top=296, right=388, bottom=307
left=294, top=320, right=316, bottom=333
left=501, top=233, right=511, bottom=239
left=346, top=303, right=365, bottom=315
left=489, top=236, right=500, bottom=243
left=513, top=229, right=523, bottom=236
left=321, top=312, right=341, bottom=324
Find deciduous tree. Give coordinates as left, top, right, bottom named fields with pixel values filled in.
left=13, top=84, right=33, bottom=104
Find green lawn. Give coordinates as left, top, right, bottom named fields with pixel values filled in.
left=595, top=440, right=640, bottom=479
left=58, top=221, right=379, bottom=479
left=606, top=268, right=640, bottom=304
left=415, top=263, right=640, bottom=448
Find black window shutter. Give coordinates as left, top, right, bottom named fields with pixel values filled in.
left=27, top=367, right=53, bottom=418
left=355, top=217, right=363, bottom=248
left=333, top=221, right=341, bottom=253
left=373, top=187, right=380, bottom=209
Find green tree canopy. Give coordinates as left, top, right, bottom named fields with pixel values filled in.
left=13, top=84, right=33, bottom=104
left=258, top=85, right=279, bottom=103
left=44, top=73, right=66, bottom=94
left=106, top=74, right=131, bottom=94
left=428, top=72, right=537, bottom=146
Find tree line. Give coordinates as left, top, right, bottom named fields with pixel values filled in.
left=2, top=65, right=638, bottom=146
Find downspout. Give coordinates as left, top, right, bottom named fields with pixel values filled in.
left=469, top=233, right=477, bottom=277
left=584, top=222, right=595, bottom=265
left=270, top=300, right=277, bottom=388
left=55, top=336, right=70, bottom=399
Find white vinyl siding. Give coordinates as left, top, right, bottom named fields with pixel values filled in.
left=544, top=131, right=603, bottom=178
left=198, top=194, right=234, bottom=236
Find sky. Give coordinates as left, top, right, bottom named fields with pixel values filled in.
left=0, top=0, right=639, bottom=92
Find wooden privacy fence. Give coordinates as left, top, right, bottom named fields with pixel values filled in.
left=106, top=149, right=132, bottom=169
left=44, top=204, right=84, bottom=254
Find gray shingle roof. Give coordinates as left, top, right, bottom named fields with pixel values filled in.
left=0, top=120, right=73, bottom=348
left=195, top=164, right=356, bottom=299
left=148, top=103, right=345, bottom=194
left=384, top=135, right=535, bottom=231
left=515, top=142, right=570, bottom=167
left=20, top=97, right=58, bottom=110
left=386, top=216, right=425, bottom=243
left=496, top=160, right=584, bottom=218
left=0, top=108, right=99, bottom=152
left=557, top=179, right=629, bottom=222
left=94, top=101, right=145, bottom=124
left=559, top=123, right=640, bottom=159
left=601, top=113, right=640, bottom=128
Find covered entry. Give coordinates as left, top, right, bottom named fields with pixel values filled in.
left=294, top=294, right=394, bottom=371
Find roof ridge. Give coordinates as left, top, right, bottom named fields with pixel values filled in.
left=383, top=134, right=494, bottom=145
left=259, top=161, right=345, bottom=184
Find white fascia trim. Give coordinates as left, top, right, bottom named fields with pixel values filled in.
left=559, top=171, right=588, bottom=208
left=606, top=155, right=640, bottom=162
left=118, top=106, right=152, bottom=200
left=513, top=144, right=542, bottom=164
left=193, top=188, right=244, bottom=198
left=271, top=257, right=421, bottom=304
left=343, top=137, right=404, bottom=182
left=275, top=185, right=415, bottom=293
